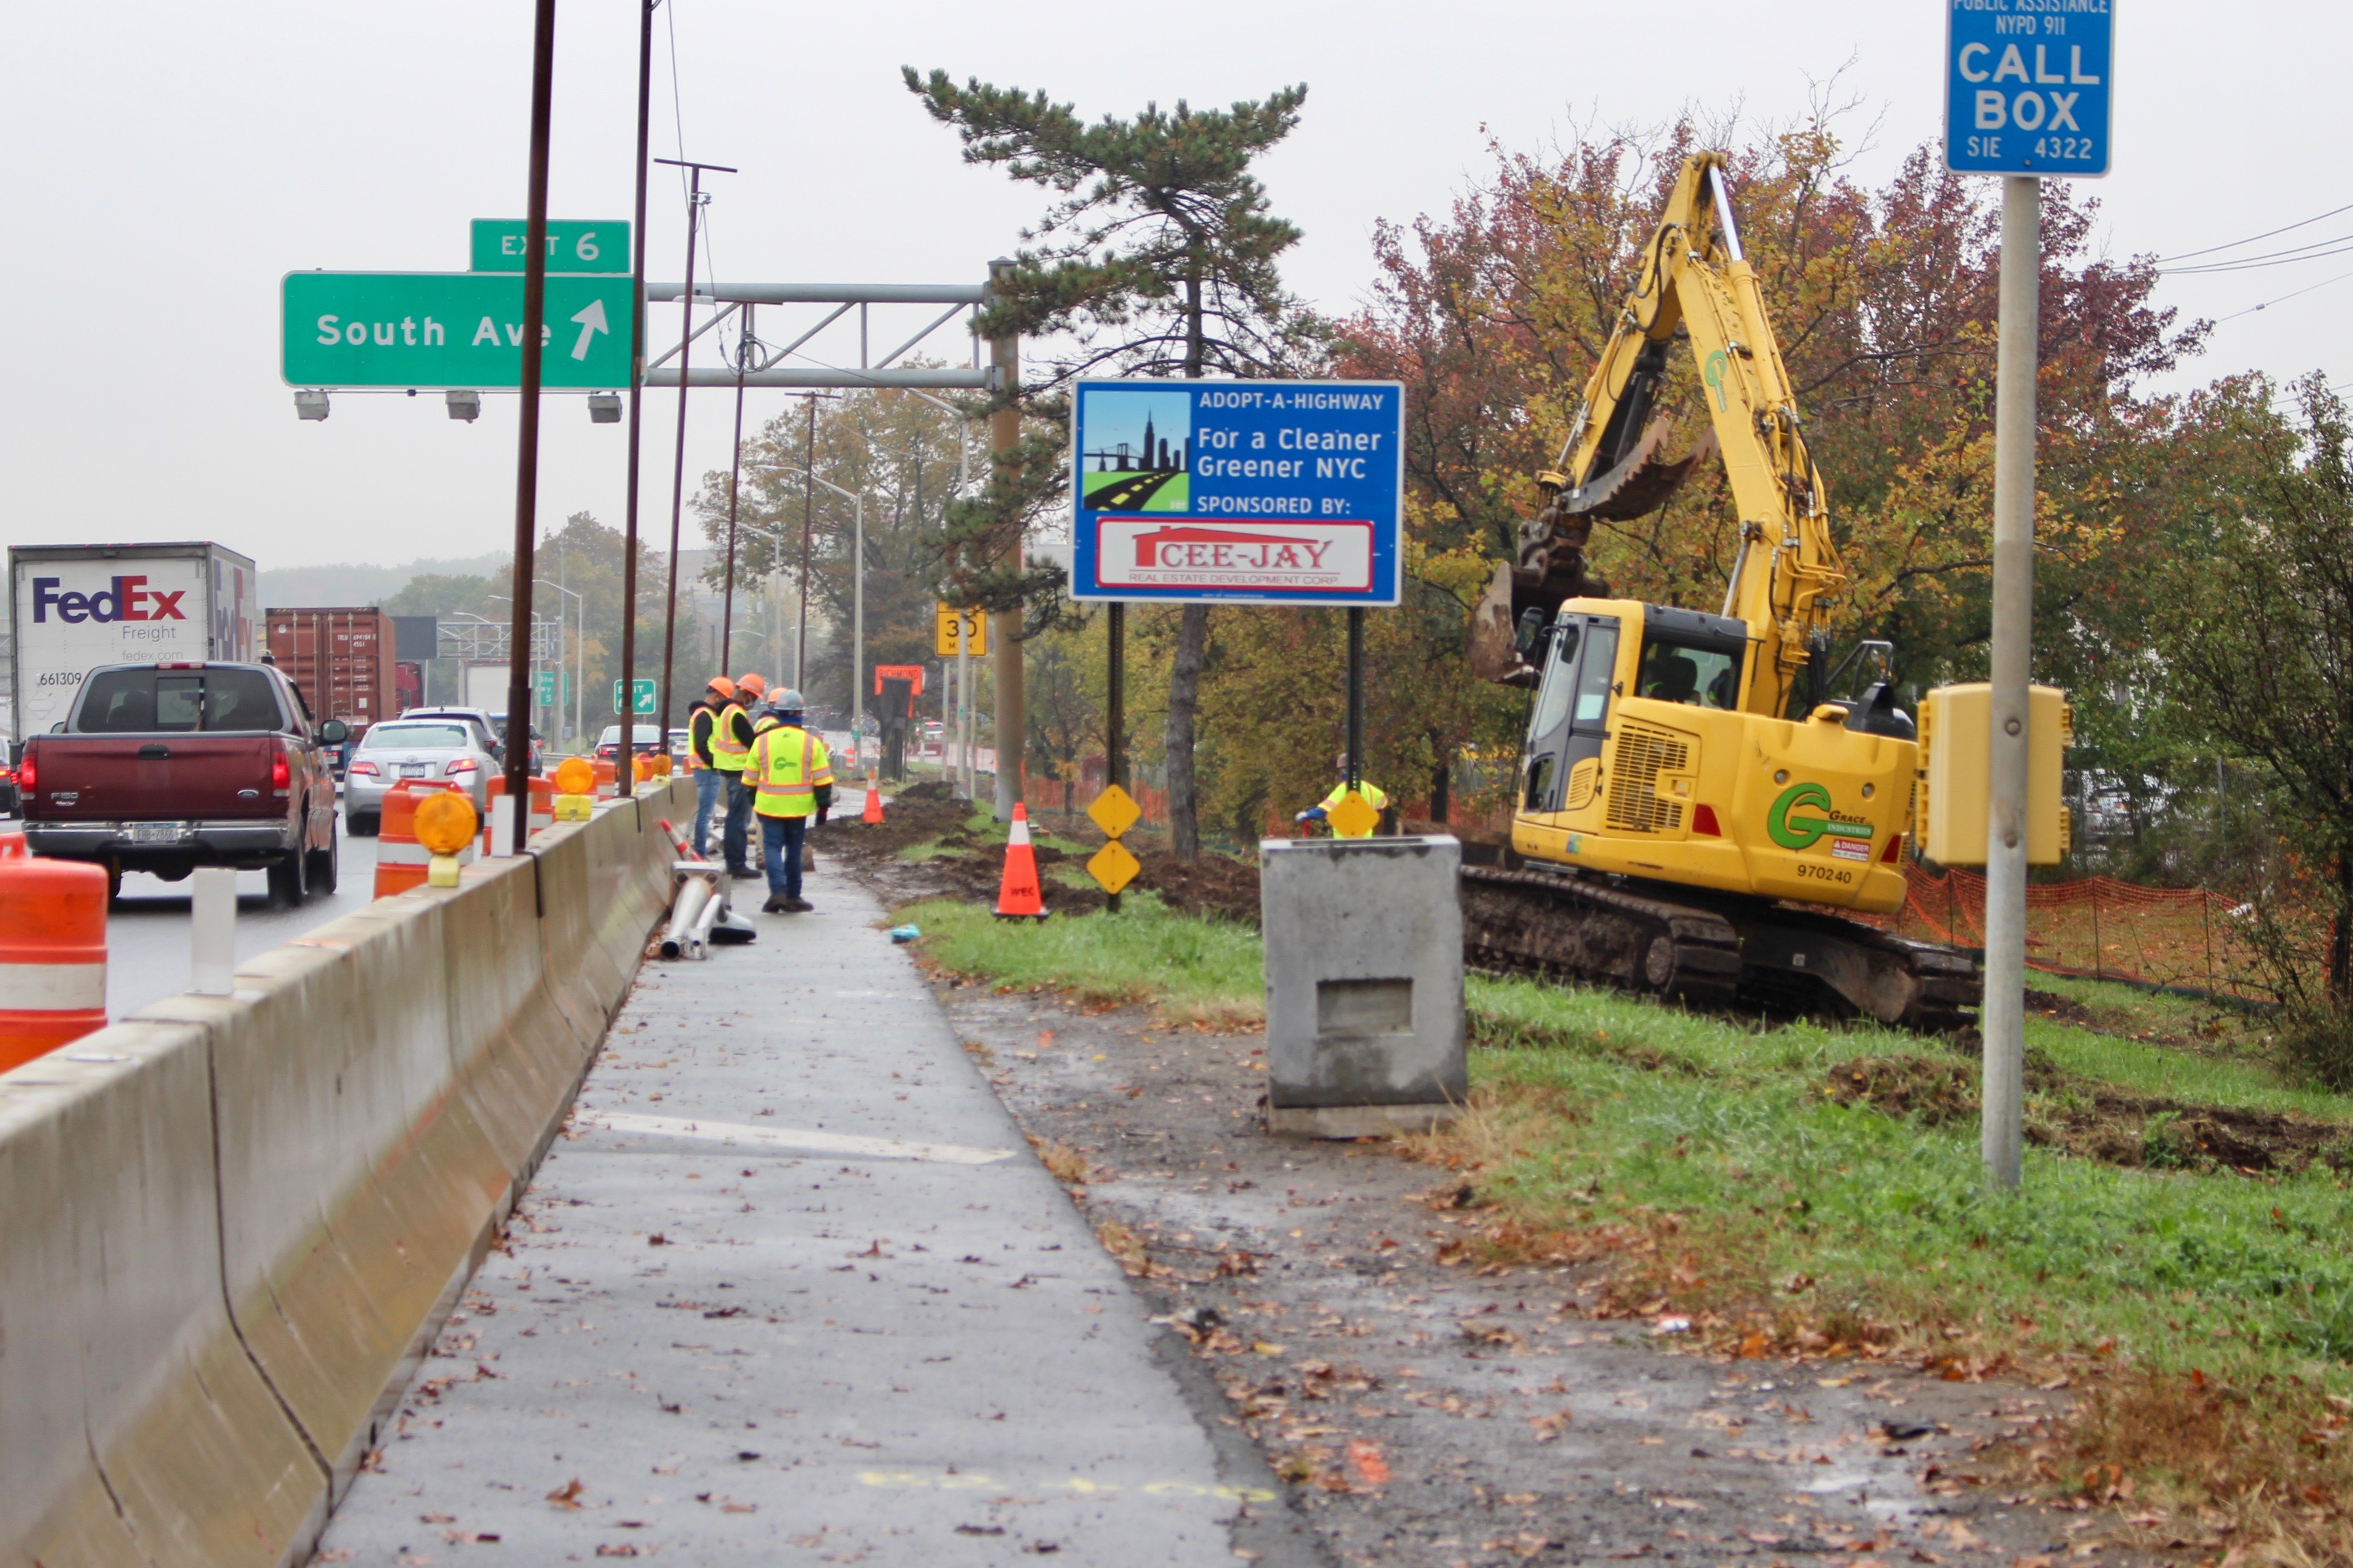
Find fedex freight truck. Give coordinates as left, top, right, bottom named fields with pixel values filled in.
left=8, top=543, right=259, bottom=744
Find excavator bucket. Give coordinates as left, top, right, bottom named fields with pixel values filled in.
left=1557, top=418, right=1716, bottom=523
left=1469, top=416, right=1716, bottom=688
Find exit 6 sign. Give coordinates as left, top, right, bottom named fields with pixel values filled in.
left=1945, top=0, right=2112, bottom=178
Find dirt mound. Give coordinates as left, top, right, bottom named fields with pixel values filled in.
left=1824, top=1055, right=1979, bottom=1125
left=1826, top=1053, right=2353, bottom=1175
left=1130, top=849, right=1260, bottom=925
left=807, top=780, right=969, bottom=859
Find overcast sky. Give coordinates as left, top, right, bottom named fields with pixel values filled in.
left=1, top=1, right=2337, bottom=575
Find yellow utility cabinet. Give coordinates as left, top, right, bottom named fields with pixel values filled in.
left=1917, top=683, right=2072, bottom=867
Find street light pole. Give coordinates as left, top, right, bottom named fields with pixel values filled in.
left=791, top=466, right=865, bottom=732
left=533, top=579, right=585, bottom=753
left=500, top=0, right=557, bottom=856
left=653, top=154, right=735, bottom=750
left=617, top=0, right=654, bottom=799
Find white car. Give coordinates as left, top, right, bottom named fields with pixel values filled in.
left=343, top=718, right=497, bottom=835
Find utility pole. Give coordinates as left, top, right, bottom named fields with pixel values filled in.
left=616, top=0, right=653, bottom=798
left=720, top=306, right=753, bottom=676
left=797, top=396, right=816, bottom=691
left=501, top=0, right=556, bottom=857
left=988, top=258, right=1023, bottom=823
left=654, top=155, right=734, bottom=742
left=1982, top=174, right=2039, bottom=1191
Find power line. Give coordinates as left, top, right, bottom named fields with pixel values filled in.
left=2153, top=199, right=2353, bottom=266
left=2162, top=233, right=2353, bottom=276
left=2214, top=264, right=2353, bottom=324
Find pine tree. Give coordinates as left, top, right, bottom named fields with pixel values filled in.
left=904, top=69, right=1323, bottom=857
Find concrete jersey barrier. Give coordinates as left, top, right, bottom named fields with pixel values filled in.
left=0, top=780, right=693, bottom=1568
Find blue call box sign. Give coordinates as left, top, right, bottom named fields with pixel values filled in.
left=1946, top=0, right=2112, bottom=177
left=1069, top=378, right=1405, bottom=605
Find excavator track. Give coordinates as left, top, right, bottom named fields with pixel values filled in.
left=1460, top=864, right=1980, bottom=1033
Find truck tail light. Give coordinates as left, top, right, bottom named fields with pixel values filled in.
left=348, top=760, right=380, bottom=777
left=445, top=758, right=479, bottom=776
left=271, top=746, right=291, bottom=791
left=16, top=750, right=33, bottom=795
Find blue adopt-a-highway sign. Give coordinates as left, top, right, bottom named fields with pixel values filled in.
left=1069, top=378, right=1405, bottom=606
left=1946, top=0, right=2113, bottom=178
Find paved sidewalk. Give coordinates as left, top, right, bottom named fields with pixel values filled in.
left=318, top=860, right=1296, bottom=1565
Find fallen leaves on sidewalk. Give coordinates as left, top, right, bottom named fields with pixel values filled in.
left=546, top=1477, right=585, bottom=1509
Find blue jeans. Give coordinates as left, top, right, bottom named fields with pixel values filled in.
left=723, top=774, right=756, bottom=870
left=693, top=768, right=722, bottom=855
left=761, top=814, right=809, bottom=901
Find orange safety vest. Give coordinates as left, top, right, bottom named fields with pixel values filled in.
left=711, top=703, right=752, bottom=772
left=749, top=725, right=833, bottom=818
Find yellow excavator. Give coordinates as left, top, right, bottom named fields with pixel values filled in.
left=1463, top=152, right=2061, bottom=1031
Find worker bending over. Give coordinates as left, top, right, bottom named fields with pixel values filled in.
left=712, top=672, right=766, bottom=878
left=688, top=676, right=732, bottom=857
left=747, top=688, right=833, bottom=913
left=1295, top=753, right=1389, bottom=839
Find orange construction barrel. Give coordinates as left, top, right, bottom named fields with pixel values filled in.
left=0, top=833, right=109, bottom=1072
left=484, top=773, right=556, bottom=851
left=373, top=780, right=466, bottom=898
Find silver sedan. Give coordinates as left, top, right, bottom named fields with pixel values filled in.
left=343, top=719, right=496, bottom=835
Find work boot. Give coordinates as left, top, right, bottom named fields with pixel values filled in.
left=761, top=895, right=788, bottom=914
left=728, top=866, right=761, bottom=879
left=783, top=896, right=814, bottom=913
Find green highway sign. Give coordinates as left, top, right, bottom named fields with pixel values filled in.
left=471, top=218, right=631, bottom=274
left=282, top=272, right=633, bottom=389
left=615, top=678, right=657, bottom=715
left=536, top=670, right=561, bottom=707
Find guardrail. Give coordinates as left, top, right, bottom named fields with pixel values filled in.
left=0, top=778, right=692, bottom=1567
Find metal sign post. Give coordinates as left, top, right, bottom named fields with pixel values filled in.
left=1945, top=0, right=2112, bottom=1189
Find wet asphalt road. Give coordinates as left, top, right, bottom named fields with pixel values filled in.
left=99, top=813, right=381, bottom=1019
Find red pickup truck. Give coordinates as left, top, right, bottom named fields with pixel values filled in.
left=19, top=660, right=346, bottom=904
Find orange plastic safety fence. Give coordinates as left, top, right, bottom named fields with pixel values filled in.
left=1848, top=863, right=2297, bottom=1001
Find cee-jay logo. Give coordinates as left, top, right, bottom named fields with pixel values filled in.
left=30, top=576, right=186, bottom=625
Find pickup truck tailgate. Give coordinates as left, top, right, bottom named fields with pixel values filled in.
left=26, top=735, right=281, bottom=821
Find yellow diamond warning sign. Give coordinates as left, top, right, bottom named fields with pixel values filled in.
left=1086, top=839, right=1141, bottom=895
left=1324, top=788, right=1380, bottom=840
left=1087, top=783, right=1142, bottom=841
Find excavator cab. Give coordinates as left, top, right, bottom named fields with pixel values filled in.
left=1511, top=598, right=1916, bottom=916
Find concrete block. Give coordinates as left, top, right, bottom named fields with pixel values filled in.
left=1259, top=835, right=1466, bottom=1136
left=0, top=1023, right=323, bottom=1568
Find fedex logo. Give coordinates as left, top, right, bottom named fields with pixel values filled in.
left=31, top=576, right=186, bottom=625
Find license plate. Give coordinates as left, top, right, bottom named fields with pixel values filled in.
left=399, top=763, right=429, bottom=778
left=129, top=821, right=179, bottom=845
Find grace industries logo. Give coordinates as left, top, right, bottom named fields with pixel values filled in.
left=31, top=576, right=187, bottom=625
left=1766, top=780, right=1876, bottom=854
left=1080, top=388, right=1193, bottom=513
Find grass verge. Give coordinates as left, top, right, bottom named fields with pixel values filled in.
left=899, top=893, right=1261, bottom=1025
left=1438, top=974, right=2353, bottom=1556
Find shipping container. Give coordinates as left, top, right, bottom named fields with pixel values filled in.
left=8, top=541, right=259, bottom=743
left=265, top=606, right=398, bottom=738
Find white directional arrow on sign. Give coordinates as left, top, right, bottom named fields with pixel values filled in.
left=568, top=298, right=610, bottom=362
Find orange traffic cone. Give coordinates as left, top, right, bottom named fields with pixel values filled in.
left=863, top=772, right=883, bottom=825
left=993, top=803, right=1047, bottom=920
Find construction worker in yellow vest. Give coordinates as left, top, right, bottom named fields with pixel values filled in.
left=712, top=672, right=765, bottom=878
left=747, top=688, right=834, bottom=913
left=688, top=675, right=733, bottom=857
left=1296, top=753, right=1389, bottom=839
